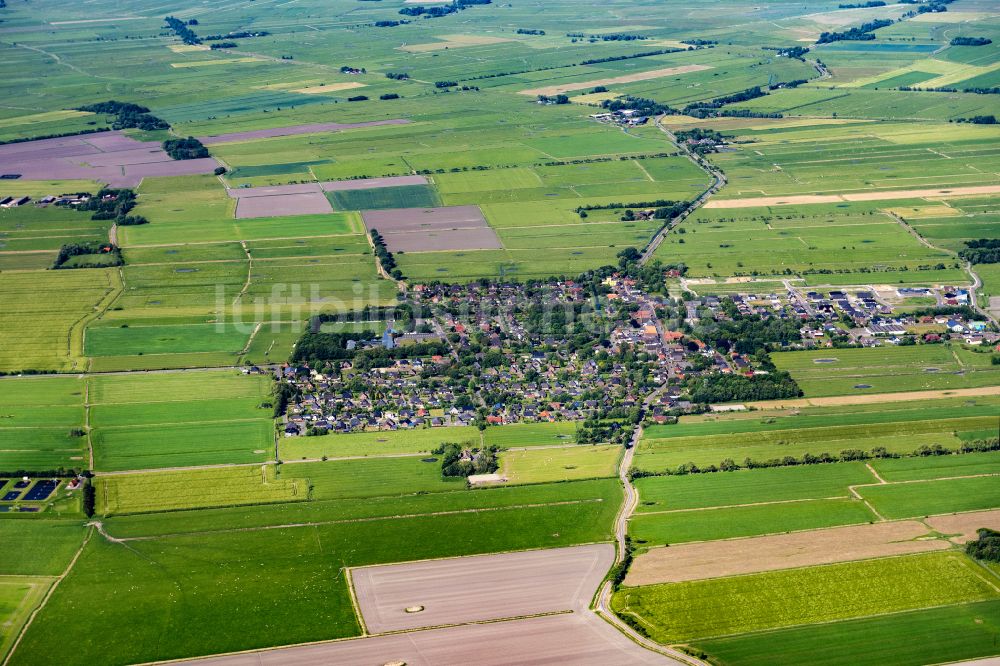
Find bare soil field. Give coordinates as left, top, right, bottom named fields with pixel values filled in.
left=520, top=65, right=713, bottom=96
left=705, top=185, right=1000, bottom=209
left=199, top=119, right=410, bottom=145
left=926, top=510, right=1000, bottom=544
left=385, top=227, right=503, bottom=252
left=746, top=386, right=1000, bottom=410
left=320, top=175, right=428, bottom=192
left=234, top=192, right=333, bottom=219
left=626, top=521, right=946, bottom=586
left=0, top=131, right=219, bottom=187
left=362, top=205, right=501, bottom=252
left=351, top=544, right=613, bottom=633
left=173, top=612, right=671, bottom=666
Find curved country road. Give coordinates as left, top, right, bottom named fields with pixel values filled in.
left=592, top=387, right=708, bottom=666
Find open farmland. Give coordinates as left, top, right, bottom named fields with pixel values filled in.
left=88, top=371, right=274, bottom=471
left=10, top=478, right=620, bottom=665
left=626, top=521, right=949, bottom=586
left=771, top=344, right=1000, bottom=396
left=0, top=0, right=997, bottom=664
left=695, top=601, right=1000, bottom=666
left=96, top=465, right=304, bottom=515
left=0, top=132, right=219, bottom=188
left=614, top=552, right=999, bottom=643
left=500, top=445, right=621, bottom=484
left=350, top=543, right=613, bottom=633
left=0, top=376, right=86, bottom=470
left=0, top=270, right=119, bottom=372
left=635, top=396, right=999, bottom=471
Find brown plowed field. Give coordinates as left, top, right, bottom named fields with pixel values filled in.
left=351, top=544, right=613, bottom=633
left=626, top=521, right=945, bottom=586
left=926, top=510, right=1000, bottom=544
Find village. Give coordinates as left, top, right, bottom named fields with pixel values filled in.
left=276, top=271, right=997, bottom=437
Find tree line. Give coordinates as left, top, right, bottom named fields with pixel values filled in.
left=630, top=436, right=999, bottom=479
left=817, top=18, right=893, bottom=43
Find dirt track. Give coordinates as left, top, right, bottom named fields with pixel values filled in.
left=626, top=521, right=945, bottom=586
left=704, top=184, right=1000, bottom=209
left=520, top=65, right=712, bottom=96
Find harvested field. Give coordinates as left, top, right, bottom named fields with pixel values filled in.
left=519, top=65, right=713, bottom=96
left=361, top=205, right=502, bottom=252
left=400, top=34, right=515, bottom=53
left=199, top=120, right=410, bottom=145
left=745, top=386, right=1000, bottom=409
left=705, top=185, right=1000, bottom=209
left=626, top=521, right=945, bottom=586
left=925, top=510, right=1000, bottom=544
left=351, top=543, right=613, bottom=633
left=320, top=175, right=428, bottom=192
left=234, top=192, right=333, bottom=219
left=293, top=82, right=366, bottom=94
left=171, top=612, right=669, bottom=666
left=0, top=131, right=219, bottom=187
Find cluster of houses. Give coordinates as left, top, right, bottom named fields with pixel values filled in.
left=280, top=276, right=731, bottom=435
left=688, top=286, right=996, bottom=347
left=590, top=109, right=650, bottom=127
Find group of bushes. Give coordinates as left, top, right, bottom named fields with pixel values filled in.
left=435, top=442, right=499, bottom=477
left=52, top=241, right=123, bottom=269
left=163, top=137, right=209, bottom=160
left=370, top=229, right=404, bottom=279
left=73, top=187, right=148, bottom=226
left=399, top=0, right=490, bottom=18
left=686, top=371, right=802, bottom=403
left=164, top=15, right=200, bottom=45
left=75, top=100, right=168, bottom=131
left=959, top=238, right=1000, bottom=265
left=817, top=18, right=893, bottom=43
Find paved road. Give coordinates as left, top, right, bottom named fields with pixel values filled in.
left=640, top=117, right=727, bottom=265
left=889, top=212, right=997, bottom=325
left=590, top=388, right=706, bottom=666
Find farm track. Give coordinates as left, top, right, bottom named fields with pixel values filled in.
left=1, top=525, right=94, bottom=666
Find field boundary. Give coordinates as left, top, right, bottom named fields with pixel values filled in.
left=2, top=526, right=94, bottom=666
